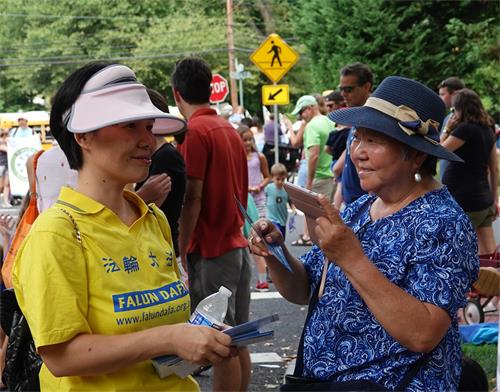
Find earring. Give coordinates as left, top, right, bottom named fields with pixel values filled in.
left=414, top=172, right=422, bottom=183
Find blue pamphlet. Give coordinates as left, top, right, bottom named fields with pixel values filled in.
left=235, top=197, right=293, bottom=272
left=152, top=314, right=279, bottom=378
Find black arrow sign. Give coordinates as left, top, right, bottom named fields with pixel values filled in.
left=268, top=88, right=283, bottom=101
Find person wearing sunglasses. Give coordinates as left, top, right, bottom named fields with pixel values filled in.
left=332, top=63, right=373, bottom=208
left=249, top=76, right=477, bottom=391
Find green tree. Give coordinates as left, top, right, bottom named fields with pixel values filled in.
left=0, top=0, right=310, bottom=116
left=291, top=0, right=499, bottom=117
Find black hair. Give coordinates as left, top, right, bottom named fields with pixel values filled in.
left=146, top=88, right=189, bottom=141
left=401, top=145, right=437, bottom=177
left=438, top=77, right=465, bottom=94
left=240, top=117, right=253, bottom=128
left=171, top=57, right=212, bottom=104
left=251, top=116, right=262, bottom=129
left=340, top=62, right=373, bottom=87
left=50, top=61, right=112, bottom=170
left=458, top=356, right=488, bottom=391
left=146, top=88, right=170, bottom=113
left=420, top=155, right=437, bottom=177
left=325, top=90, right=343, bottom=102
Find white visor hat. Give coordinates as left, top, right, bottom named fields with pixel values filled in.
left=64, top=64, right=186, bottom=135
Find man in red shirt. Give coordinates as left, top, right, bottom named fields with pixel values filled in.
left=172, top=57, right=251, bottom=391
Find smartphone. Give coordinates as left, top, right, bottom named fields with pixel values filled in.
left=283, top=183, right=326, bottom=220
left=283, top=183, right=327, bottom=245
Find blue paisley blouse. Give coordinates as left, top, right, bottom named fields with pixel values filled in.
left=300, top=187, right=478, bottom=391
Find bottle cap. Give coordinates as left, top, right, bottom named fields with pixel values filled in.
left=219, top=286, right=232, bottom=298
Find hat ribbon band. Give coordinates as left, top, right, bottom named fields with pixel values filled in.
left=364, top=97, right=440, bottom=145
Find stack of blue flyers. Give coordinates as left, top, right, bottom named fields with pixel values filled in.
left=235, top=197, right=293, bottom=272
left=225, top=313, right=278, bottom=346
left=152, top=314, right=279, bottom=378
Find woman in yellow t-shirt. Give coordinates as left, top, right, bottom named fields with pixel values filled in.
left=12, top=62, right=234, bottom=391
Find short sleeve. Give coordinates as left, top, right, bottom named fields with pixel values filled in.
left=304, top=122, right=321, bottom=149
left=403, top=215, right=479, bottom=317
left=450, top=123, right=470, bottom=143
left=12, top=217, right=91, bottom=348
left=179, top=126, right=208, bottom=181
left=326, top=130, right=336, bottom=148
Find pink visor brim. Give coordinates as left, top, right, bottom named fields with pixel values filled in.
left=66, top=83, right=186, bottom=135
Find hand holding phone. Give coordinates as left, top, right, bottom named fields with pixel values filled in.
left=283, top=183, right=328, bottom=245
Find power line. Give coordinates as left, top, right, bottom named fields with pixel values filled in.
left=0, top=42, right=230, bottom=62
left=0, top=12, right=149, bottom=21
left=0, top=12, right=271, bottom=27
left=0, top=47, right=254, bottom=68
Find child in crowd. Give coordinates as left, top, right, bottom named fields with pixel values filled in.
left=238, top=126, right=271, bottom=291
left=265, top=163, right=296, bottom=242
left=238, top=126, right=270, bottom=217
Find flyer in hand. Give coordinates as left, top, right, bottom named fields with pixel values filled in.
left=152, top=314, right=279, bottom=378
left=235, top=197, right=293, bottom=272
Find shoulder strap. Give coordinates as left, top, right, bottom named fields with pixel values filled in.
left=31, top=150, right=44, bottom=196
left=394, top=352, right=431, bottom=391
left=57, top=207, right=82, bottom=244
left=148, top=205, right=168, bottom=240
left=293, top=282, right=321, bottom=377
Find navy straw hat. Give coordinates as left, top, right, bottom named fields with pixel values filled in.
left=328, top=76, right=462, bottom=162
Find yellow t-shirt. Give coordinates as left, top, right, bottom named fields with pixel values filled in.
left=12, top=187, right=198, bottom=391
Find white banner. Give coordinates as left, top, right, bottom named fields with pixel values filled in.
left=7, top=135, right=42, bottom=197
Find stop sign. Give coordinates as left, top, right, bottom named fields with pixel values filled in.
left=210, top=74, right=229, bottom=103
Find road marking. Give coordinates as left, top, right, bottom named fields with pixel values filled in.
left=285, top=358, right=296, bottom=375
left=251, top=352, right=282, bottom=363
left=251, top=291, right=282, bottom=300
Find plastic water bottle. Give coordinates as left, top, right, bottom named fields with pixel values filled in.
left=189, top=286, right=232, bottom=330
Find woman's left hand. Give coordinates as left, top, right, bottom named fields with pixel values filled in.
left=248, top=219, right=284, bottom=257
left=446, top=113, right=460, bottom=132
left=314, top=194, right=365, bottom=268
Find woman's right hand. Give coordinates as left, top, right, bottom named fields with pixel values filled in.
left=170, top=324, right=233, bottom=365
left=248, top=219, right=284, bottom=257
left=446, top=113, right=460, bottom=132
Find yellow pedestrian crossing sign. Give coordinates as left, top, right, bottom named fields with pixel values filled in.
left=262, top=84, right=290, bottom=106
left=250, top=33, right=299, bottom=83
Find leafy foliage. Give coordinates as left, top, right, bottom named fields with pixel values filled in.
left=0, top=0, right=311, bottom=115
left=0, top=0, right=497, bottom=118
left=291, top=0, right=499, bottom=117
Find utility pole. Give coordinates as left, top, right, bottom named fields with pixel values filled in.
left=226, top=0, right=238, bottom=109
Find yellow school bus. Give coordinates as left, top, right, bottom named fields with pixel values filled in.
left=0, top=111, right=53, bottom=150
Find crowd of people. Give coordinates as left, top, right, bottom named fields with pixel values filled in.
left=0, top=55, right=496, bottom=392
